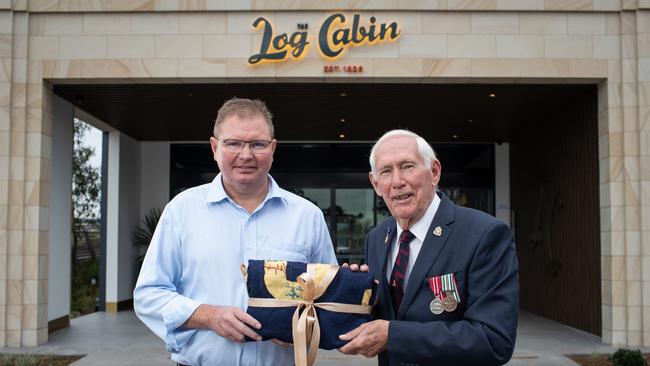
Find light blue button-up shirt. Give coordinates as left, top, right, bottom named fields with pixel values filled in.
left=134, top=174, right=337, bottom=365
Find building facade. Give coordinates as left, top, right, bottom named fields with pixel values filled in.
left=0, top=0, right=649, bottom=348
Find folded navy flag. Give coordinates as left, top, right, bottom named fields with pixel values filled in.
left=244, top=260, right=377, bottom=350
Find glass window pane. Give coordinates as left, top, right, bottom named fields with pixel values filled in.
left=291, top=188, right=331, bottom=232
left=375, top=195, right=390, bottom=225
left=335, top=189, right=374, bottom=263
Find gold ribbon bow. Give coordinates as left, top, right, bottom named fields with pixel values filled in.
left=246, top=264, right=372, bottom=366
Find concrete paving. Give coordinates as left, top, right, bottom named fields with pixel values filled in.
left=1, top=310, right=648, bottom=365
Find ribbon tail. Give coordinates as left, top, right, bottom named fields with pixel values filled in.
left=307, top=309, right=320, bottom=366
left=293, top=305, right=308, bottom=366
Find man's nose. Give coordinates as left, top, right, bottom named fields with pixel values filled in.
left=390, top=169, right=405, bottom=187
left=238, top=143, right=254, bottom=158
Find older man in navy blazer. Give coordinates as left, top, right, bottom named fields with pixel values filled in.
left=339, top=130, right=519, bottom=366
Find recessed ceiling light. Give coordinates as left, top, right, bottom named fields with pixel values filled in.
left=489, top=93, right=496, bottom=98
left=468, top=119, right=473, bottom=123
left=340, top=118, right=346, bottom=123
left=340, top=92, right=347, bottom=97
left=452, top=134, right=459, bottom=139
left=339, top=133, right=346, bottom=139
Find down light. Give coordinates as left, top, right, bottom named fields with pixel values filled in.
left=339, top=133, right=346, bottom=139
left=489, top=93, right=496, bottom=98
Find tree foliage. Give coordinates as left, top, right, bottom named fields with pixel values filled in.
left=72, top=120, right=100, bottom=223
left=71, top=120, right=101, bottom=316
left=72, top=119, right=100, bottom=261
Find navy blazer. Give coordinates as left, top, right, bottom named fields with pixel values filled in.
left=365, top=192, right=519, bottom=366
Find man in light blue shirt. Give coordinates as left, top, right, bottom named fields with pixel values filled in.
left=134, top=98, right=337, bottom=365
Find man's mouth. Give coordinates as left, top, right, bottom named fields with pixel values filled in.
left=235, top=166, right=257, bottom=172
left=392, top=193, right=413, bottom=202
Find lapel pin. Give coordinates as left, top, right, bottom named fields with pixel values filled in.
left=433, top=226, right=442, bottom=237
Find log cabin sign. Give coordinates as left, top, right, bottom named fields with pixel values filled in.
left=248, top=13, right=401, bottom=65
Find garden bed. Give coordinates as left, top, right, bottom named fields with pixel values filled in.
left=0, top=353, right=83, bottom=366
left=567, top=353, right=650, bottom=366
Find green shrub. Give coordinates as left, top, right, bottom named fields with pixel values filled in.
left=14, top=354, right=39, bottom=366
left=70, top=259, right=99, bottom=317
left=0, top=353, right=40, bottom=366
left=610, top=348, right=648, bottom=366
left=0, top=353, right=15, bottom=365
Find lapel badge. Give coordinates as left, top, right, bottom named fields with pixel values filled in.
left=433, top=226, right=442, bottom=237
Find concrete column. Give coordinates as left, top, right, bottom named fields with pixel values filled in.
left=636, top=9, right=650, bottom=347
left=48, top=95, right=72, bottom=332
left=139, top=142, right=170, bottom=220
left=106, top=132, right=140, bottom=312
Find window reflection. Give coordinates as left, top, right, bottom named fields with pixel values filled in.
left=335, top=189, right=374, bottom=263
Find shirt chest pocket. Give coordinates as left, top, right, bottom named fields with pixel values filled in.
left=257, top=242, right=308, bottom=262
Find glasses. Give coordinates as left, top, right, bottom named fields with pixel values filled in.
left=217, top=138, right=273, bottom=153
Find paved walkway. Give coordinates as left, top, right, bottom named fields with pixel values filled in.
left=2, top=310, right=648, bottom=365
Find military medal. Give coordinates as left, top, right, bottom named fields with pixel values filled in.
left=428, top=276, right=444, bottom=314
left=442, top=293, right=457, bottom=312
left=429, top=297, right=444, bottom=314
left=440, top=273, right=461, bottom=312
left=429, top=273, right=461, bottom=313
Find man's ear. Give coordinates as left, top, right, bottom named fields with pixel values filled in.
left=431, top=160, right=442, bottom=186
left=369, top=171, right=381, bottom=196
left=209, top=137, right=218, bottom=160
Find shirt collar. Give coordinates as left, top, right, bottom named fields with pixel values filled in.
left=205, top=173, right=288, bottom=207
left=396, top=192, right=441, bottom=243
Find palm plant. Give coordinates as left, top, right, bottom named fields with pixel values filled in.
left=133, top=207, right=162, bottom=264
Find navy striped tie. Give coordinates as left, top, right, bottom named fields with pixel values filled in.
left=389, top=230, right=415, bottom=312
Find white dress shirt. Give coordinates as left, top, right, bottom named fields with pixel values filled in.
left=386, top=193, right=441, bottom=289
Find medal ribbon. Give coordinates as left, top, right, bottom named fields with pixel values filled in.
left=428, top=276, right=445, bottom=300
left=441, top=273, right=461, bottom=303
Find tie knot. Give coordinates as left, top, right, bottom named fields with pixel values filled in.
left=399, top=230, right=415, bottom=244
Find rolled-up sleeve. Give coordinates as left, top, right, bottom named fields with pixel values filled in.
left=133, top=201, right=202, bottom=353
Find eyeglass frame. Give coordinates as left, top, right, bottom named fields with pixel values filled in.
left=214, top=137, right=276, bottom=154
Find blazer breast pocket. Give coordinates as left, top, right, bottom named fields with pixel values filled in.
left=417, top=270, right=465, bottom=320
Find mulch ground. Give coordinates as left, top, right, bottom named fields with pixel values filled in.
left=567, top=353, right=650, bottom=366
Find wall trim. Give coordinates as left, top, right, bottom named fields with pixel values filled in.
left=106, top=299, right=133, bottom=313
left=48, top=315, right=70, bottom=334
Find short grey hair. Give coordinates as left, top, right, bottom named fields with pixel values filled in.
left=213, top=97, right=274, bottom=138
left=369, top=129, right=438, bottom=178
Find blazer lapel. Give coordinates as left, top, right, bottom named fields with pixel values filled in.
left=376, top=220, right=397, bottom=319
left=398, top=193, right=456, bottom=318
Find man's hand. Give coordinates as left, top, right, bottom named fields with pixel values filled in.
left=337, top=320, right=389, bottom=358
left=341, top=263, right=370, bottom=272
left=184, top=304, right=262, bottom=343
